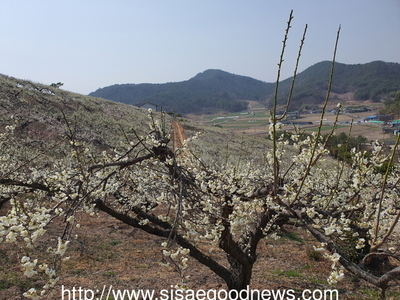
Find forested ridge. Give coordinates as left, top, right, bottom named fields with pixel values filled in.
left=274, top=60, right=400, bottom=109
left=89, top=61, right=400, bottom=114
left=90, top=69, right=270, bottom=114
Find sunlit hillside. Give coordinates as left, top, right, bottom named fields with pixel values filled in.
left=0, top=74, right=155, bottom=150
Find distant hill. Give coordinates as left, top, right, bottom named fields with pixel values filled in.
left=89, top=69, right=272, bottom=114
left=274, top=60, right=400, bottom=109
left=90, top=60, right=400, bottom=115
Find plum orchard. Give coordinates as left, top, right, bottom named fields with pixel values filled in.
left=1, top=15, right=400, bottom=300
left=1, top=107, right=400, bottom=299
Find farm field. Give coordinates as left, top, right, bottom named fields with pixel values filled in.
left=188, top=101, right=398, bottom=143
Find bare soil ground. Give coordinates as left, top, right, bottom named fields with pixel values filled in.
left=5, top=211, right=400, bottom=300
left=172, top=121, right=187, bottom=149
left=2, top=212, right=398, bottom=300
left=2, top=173, right=399, bottom=299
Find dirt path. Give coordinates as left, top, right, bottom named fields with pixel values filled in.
left=172, top=120, right=187, bottom=150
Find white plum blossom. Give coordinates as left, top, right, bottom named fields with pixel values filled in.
left=0, top=98, right=399, bottom=298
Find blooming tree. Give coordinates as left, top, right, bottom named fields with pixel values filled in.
left=1, top=11, right=400, bottom=300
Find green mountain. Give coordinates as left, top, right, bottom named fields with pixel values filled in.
left=89, top=70, right=273, bottom=114
left=274, top=60, right=400, bottom=109
left=89, top=61, right=400, bottom=114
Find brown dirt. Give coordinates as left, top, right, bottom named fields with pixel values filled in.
left=172, top=121, right=187, bottom=149
left=45, top=215, right=400, bottom=299
left=1, top=208, right=399, bottom=299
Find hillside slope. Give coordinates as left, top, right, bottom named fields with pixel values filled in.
left=0, top=74, right=152, bottom=150
left=90, top=61, right=400, bottom=114
left=0, top=73, right=259, bottom=163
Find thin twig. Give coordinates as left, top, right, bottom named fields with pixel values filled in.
left=289, top=25, right=341, bottom=206
left=277, top=23, right=308, bottom=121
left=271, top=10, right=295, bottom=196
left=372, top=132, right=400, bottom=249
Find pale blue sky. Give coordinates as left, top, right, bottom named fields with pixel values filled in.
left=1, top=1, right=399, bottom=94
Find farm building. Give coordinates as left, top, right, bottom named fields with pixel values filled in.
left=286, top=111, right=300, bottom=120
left=134, top=102, right=158, bottom=111
left=365, top=115, right=393, bottom=122
left=391, top=120, right=400, bottom=127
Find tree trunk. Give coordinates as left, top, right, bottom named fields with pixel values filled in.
left=226, top=257, right=254, bottom=292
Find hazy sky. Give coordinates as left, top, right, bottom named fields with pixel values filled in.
left=1, top=1, right=399, bottom=95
